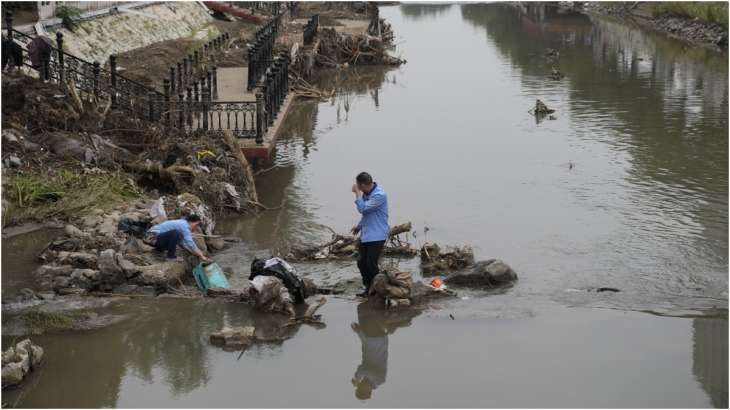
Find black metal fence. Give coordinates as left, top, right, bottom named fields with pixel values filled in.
left=4, top=10, right=291, bottom=145
left=247, top=11, right=281, bottom=90
left=168, top=32, right=229, bottom=98
left=303, top=14, right=319, bottom=46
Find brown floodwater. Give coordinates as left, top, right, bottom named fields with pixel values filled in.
left=2, top=3, right=728, bottom=408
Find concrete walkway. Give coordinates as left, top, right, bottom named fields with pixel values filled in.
left=215, top=67, right=255, bottom=102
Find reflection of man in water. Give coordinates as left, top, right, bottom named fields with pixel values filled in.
left=351, top=301, right=420, bottom=400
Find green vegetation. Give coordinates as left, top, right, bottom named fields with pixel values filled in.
left=23, top=310, right=76, bottom=333
left=4, top=170, right=141, bottom=226
left=652, top=2, right=728, bottom=29
left=55, top=4, right=83, bottom=32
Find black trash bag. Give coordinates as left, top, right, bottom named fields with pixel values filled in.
left=117, top=218, right=152, bottom=238
left=250, top=257, right=307, bottom=304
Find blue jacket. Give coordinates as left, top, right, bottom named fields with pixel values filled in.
left=355, top=183, right=389, bottom=243
left=148, top=219, right=199, bottom=252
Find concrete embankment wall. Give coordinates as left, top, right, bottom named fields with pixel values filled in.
left=49, top=2, right=219, bottom=64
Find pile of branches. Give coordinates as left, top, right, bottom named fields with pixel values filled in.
left=288, top=222, right=417, bottom=261
left=316, top=28, right=403, bottom=67
left=420, top=243, right=475, bottom=275
left=125, top=130, right=262, bottom=214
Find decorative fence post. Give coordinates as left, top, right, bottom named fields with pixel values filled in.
left=92, top=61, right=100, bottom=98
left=148, top=91, right=155, bottom=121
left=178, top=92, right=184, bottom=128
left=212, top=66, right=218, bottom=100
left=163, top=79, right=171, bottom=127
left=170, top=66, right=176, bottom=94
left=110, top=54, right=118, bottom=108
left=206, top=70, right=212, bottom=101
left=177, top=62, right=183, bottom=92
left=188, top=53, right=195, bottom=81
left=202, top=85, right=210, bottom=131
left=255, top=91, right=264, bottom=144
left=183, top=58, right=188, bottom=86
left=247, top=46, right=255, bottom=90
left=271, top=60, right=280, bottom=114
left=56, top=32, right=65, bottom=84
left=5, top=10, right=13, bottom=41
left=265, top=69, right=274, bottom=126
left=186, top=86, right=193, bottom=126
left=194, top=51, right=199, bottom=72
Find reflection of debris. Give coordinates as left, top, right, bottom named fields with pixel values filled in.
left=210, top=326, right=256, bottom=351
left=545, top=47, right=560, bottom=62
left=549, top=66, right=564, bottom=80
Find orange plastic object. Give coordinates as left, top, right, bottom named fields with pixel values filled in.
left=431, top=278, right=443, bottom=288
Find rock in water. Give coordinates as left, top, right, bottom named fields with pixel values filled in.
left=2, top=339, right=43, bottom=387
left=444, top=259, right=518, bottom=288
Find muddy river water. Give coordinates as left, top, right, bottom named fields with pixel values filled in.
left=2, top=4, right=728, bottom=408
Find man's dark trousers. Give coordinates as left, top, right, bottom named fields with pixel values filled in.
left=358, top=240, right=385, bottom=290
left=154, top=230, right=183, bottom=258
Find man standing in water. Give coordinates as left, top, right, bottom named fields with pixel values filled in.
left=351, top=172, right=389, bottom=297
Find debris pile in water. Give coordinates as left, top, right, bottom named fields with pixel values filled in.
left=316, top=27, right=404, bottom=67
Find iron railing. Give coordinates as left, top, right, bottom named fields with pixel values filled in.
left=247, top=11, right=281, bottom=90
left=168, top=32, right=229, bottom=98
left=4, top=10, right=290, bottom=145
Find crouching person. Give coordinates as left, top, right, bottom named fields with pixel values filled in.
left=248, top=257, right=318, bottom=318
left=144, top=214, right=209, bottom=261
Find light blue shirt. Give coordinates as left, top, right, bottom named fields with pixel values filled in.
left=148, top=219, right=199, bottom=252
left=355, top=183, right=389, bottom=243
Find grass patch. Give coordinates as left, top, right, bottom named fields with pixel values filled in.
left=23, top=310, right=76, bottom=333
left=652, top=2, right=728, bottom=29
left=4, top=170, right=142, bottom=226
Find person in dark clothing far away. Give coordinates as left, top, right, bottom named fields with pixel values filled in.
left=144, top=214, right=209, bottom=261
left=351, top=172, right=389, bottom=298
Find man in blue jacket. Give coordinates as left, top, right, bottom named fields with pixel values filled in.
left=351, top=172, right=389, bottom=297
left=144, top=214, right=209, bottom=261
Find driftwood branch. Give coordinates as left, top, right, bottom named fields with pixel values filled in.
left=222, top=130, right=259, bottom=205
left=289, top=222, right=417, bottom=261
